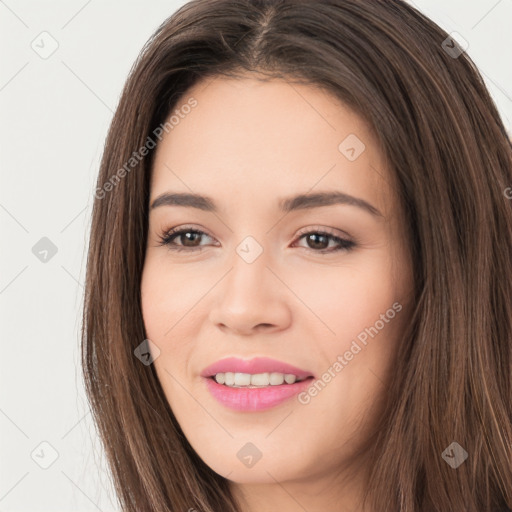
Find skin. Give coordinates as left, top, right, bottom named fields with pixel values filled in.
left=140, top=74, right=414, bottom=512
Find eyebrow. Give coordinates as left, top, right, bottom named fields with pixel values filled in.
left=150, top=191, right=383, bottom=217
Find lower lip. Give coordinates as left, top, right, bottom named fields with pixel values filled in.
left=203, top=376, right=314, bottom=411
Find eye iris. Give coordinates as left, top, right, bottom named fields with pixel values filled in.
left=307, top=233, right=328, bottom=250
left=180, top=231, right=201, bottom=247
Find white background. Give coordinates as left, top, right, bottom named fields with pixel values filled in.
left=1, top=0, right=511, bottom=510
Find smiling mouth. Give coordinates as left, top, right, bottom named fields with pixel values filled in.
left=208, top=373, right=314, bottom=388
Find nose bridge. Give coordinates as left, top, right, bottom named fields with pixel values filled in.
left=234, top=233, right=267, bottom=272
left=208, top=235, right=291, bottom=333
left=224, top=235, right=271, bottom=306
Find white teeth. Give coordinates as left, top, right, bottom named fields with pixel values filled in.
left=234, top=372, right=251, bottom=386
left=284, top=374, right=298, bottom=384
left=213, top=372, right=305, bottom=387
left=250, top=372, right=271, bottom=386
left=269, top=372, right=284, bottom=385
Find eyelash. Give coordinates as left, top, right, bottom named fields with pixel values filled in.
left=156, top=225, right=356, bottom=254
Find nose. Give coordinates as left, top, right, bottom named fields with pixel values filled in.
left=208, top=249, right=292, bottom=336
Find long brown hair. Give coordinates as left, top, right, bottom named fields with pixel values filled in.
left=81, top=1, right=512, bottom=510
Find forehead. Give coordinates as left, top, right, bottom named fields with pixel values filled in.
left=150, top=75, right=394, bottom=219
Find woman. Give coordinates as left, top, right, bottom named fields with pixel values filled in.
left=82, top=1, right=512, bottom=510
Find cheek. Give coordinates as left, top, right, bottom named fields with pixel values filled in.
left=290, top=250, right=407, bottom=410
left=140, top=257, right=204, bottom=339
left=140, top=258, right=209, bottom=391
left=287, top=250, right=400, bottom=341
left=140, top=266, right=169, bottom=341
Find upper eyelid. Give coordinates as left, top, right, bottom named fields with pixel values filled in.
left=166, top=225, right=215, bottom=241
left=161, top=225, right=347, bottom=237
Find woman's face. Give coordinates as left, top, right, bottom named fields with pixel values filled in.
left=141, top=75, right=413, bottom=492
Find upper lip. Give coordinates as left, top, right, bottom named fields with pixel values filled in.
left=201, top=357, right=315, bottom=379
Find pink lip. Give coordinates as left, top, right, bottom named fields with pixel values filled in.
left=200, top=356, right=314, bottom=380
left=200, top=357, right=315, bottom=412
left=204, top=376, right=314, bottom=411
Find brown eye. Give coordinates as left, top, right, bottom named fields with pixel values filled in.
left=294, top=229, right=356, bottom=253
left=174, top=231, right=203, bottom=247
left=157, top=227, right=215, bottom=252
